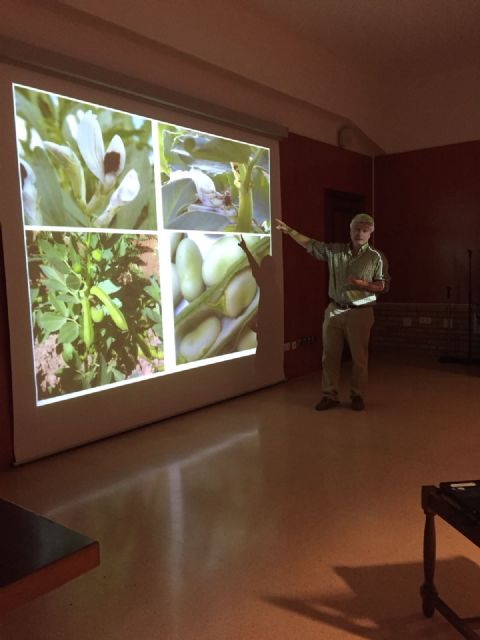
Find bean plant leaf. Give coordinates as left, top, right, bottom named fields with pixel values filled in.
left=144, top=280, right=160, bottom=303
left=58, top=321, right=79, bottom=344
left=15, top=90, right=47, bottom=139
left=42, top=278, right=68, bottom=293
left=48, top=291, right=68, bottom=316
left=62, top=342, right=74, bottom=362
left=144, top=307, right=161, bottom=324
left=161, top=178, right=197, bottom=223
left=182, top=136, right=252, bottom=164
left=97, top=279, right=121, bottom=295
left=38, top=239, right=65, bottom=261
left=40, top=264, right=65, bottom=283
left=252, top=167, right=270, bottom=225
left=38, top=312, right=67, bottom=333
left=66, top=273, right=82, bottom=290
left=167, top=209, right=230, bottom=231
left=57, top=293, right=79, bottom=303
left=49, top=258, right=71, bottom=275
left=62, top=191, right=89, bottom=226
left=255, top=148, right=270, bottom=172
left=99, top=354, right=111, bottom=386
left=31, top=148, right=65, bottom=225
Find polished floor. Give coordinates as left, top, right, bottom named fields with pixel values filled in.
left=1, top=353, right=480, bottom=639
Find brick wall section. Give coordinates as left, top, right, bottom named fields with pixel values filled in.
left=371, top=303, right=480, bottom=357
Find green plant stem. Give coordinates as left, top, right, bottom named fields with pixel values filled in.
left=235, top=148, right=262, bottom=232
left=86, top=183, right=106, bottom=220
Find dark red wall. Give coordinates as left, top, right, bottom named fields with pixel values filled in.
left=279, top=133, right=372, bottom=378
left=0, top=228, right=13, bottom=470
left=375, top=141, right=480, bottom=303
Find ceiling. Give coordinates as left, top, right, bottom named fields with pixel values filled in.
left=248, top=0, right=480, bottom=77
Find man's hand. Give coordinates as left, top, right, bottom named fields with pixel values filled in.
left=348, top=276, right=385, bottom=292
left=349, top=276, right=368, bottom=289
left=275, top=219, right=291, bottom=234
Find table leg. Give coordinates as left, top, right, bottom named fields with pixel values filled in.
left=421, top=510, right=437, bottom=617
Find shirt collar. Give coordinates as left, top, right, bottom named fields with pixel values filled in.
left=349, top=242, right=370, bottom=256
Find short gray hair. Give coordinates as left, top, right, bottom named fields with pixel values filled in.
left=350, top=213, right=374, bottom=229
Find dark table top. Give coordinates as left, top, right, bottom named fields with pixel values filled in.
left=0, top=498, right=99, bottom=613
left=422, top=485, right=480, bottom=548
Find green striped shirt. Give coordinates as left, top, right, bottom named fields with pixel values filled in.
left=307, top=240, right=389, bottom=306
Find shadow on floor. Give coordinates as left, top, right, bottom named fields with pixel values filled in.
left=264, top=557, right=480, bottom=639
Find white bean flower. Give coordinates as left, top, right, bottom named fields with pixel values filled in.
left=19, top=160, right=40, bottom=225
left=169, top=169, right=217, bottom=206
left=94, top=169, right=140, bottom=227
left=76, top=111, right=126, bottom=191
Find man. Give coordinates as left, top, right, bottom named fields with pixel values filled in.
left=276, top=213, right=389, bottom=411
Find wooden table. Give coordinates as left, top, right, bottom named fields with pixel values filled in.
left=421, top=485, right=480, bottom=639
left=0, top=498, right=99, bottom=615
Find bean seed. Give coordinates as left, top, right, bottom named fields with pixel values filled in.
left=223, top=269, right=257, bottom=318
left=176, top=238, right=205, bottom=302
left=179, top=316, right=221, bottom=362
left=202, top=236, right=245, bottom=287
left=237, top=327, right=257, bottom=350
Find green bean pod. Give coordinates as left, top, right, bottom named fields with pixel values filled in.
left=81, top=296, right=94, bottom=348
left=170, top=232, right=183, bottom=261
left=171, top=263, right=182, bottom=307
left=90, top=285, right=128, bottom=332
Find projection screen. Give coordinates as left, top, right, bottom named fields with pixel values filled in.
left=0, top=61, right=284, bottom=464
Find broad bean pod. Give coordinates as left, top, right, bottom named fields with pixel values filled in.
left=90, top=285, right=128, bottom=332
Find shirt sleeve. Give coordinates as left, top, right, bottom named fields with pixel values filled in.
left=306, top=239, right=329, bottom=261
left=374, top=251, right=390, bottom=293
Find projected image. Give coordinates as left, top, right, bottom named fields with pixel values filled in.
left=158, top=124, right=270, bottom=234
left=27, top=231, right=163, bottom=400
left=14, top=86, right=156, bottom=230
left=171, top=233, right=270, bottom=363
left=10, top=81, right=275, bottom=409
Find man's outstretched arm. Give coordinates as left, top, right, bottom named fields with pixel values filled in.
left=275, top=218, right=311, bottom=248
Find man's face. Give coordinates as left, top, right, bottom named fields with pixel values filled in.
left=350, top=223, right=373, bottom=247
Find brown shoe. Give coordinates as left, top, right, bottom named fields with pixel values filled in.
left=351, top=396, right=365, bottom=411
left=315, top=397, right=339, bottom=411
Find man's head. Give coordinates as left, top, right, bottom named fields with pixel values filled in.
left=350, top=213, right=374, bottom=248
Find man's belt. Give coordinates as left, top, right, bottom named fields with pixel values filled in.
left=332, top=301, right=372, bottom=310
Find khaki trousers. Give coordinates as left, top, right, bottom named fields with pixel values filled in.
left=321, top=303, right=374, bottom=400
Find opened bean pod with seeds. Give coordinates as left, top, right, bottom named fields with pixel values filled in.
left=170, top=233, right=270, bottom=364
